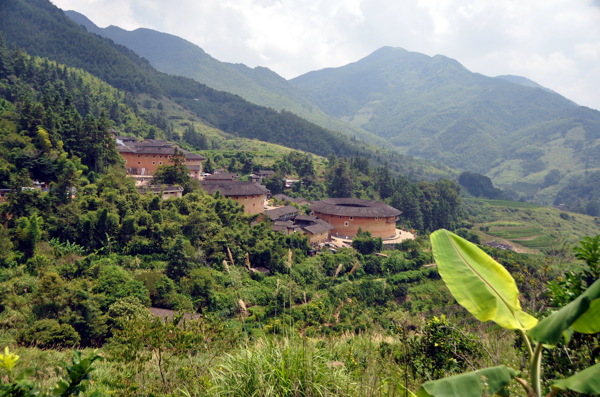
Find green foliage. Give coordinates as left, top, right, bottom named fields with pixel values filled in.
left=554, top=170, right=600, bottom=216
left=151, top=149, right=191, bottom=188
left=453, top=228, right=480, bottom=244
left=0, top=225, right=15, bottom=267
left=0, top=347, right=19, bottom=376
left=427, top=230, right=600, bottom=397
left=458, top=171, right=505, bottom=199
left=0, top=348, right=101, bottom=397
left=431, top=229, right=538, bottom=330
left=52, top=350, right=103, bottom=396
left=351, top=230, right=383, bottom=255
left=413, top=315, right=482, bottom=381
left=326, top=157, right=354, bottom=198
left=17, top=319, right=81, bottom=349
left=93, top=265, right=150, bottom=309
left=416, top=366, right=517, bottom=397
left=106, top=296, right=153, bottom=331
left=15, top=214, right=42, bottom=259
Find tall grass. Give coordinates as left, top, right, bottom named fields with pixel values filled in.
left=209, top=336, right=356, bottom=396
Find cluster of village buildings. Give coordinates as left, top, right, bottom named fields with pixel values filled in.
left=2, top=137, right=405, bottom=248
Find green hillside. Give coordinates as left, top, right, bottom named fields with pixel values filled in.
left=291, top=47, right=600, bottom=205
left=62, top=12, right=600, bottom=211
left=464, top=198, right=600, bottom=253
left=64, top=10, right=392, bottom=149
left=1, top=0, right=455, bottom=181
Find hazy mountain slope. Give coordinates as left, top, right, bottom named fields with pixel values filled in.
left=1, top=0, right=455, bottom=181
left=495, top=75, right=560, bottom=93
left=0, top=0, right=366, bottom=160
left=291, top=47, right=600, bottom=202
left=65, top=10, right=388, bottom=147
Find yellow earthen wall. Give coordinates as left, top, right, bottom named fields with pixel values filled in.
left=313, top=213, right=396, bottom=239
left=306, top=231, right=330, bottom=245
left=230, top=194, right=267, bottom=215
left=121, top=153, right=202, bottom=179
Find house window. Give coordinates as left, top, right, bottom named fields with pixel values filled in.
left=152, top=161, right=156, bottom=165
left=344, top=221, right=349, bottom=227
left=137, top=162, right=141, bottom=165
left=159, top=161, right=163, bottom=165
left=349, top=217, right=353, bottom=220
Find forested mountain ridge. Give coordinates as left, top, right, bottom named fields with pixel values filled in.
left=64, top=10, right=390, bottom=149
left=2, top=0, right=454, bottom=181
left=62, top=9, right=600, bottom=211
left=291, top=47, right=600, bottom=206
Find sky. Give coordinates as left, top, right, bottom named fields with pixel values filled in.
left=50, top=0, right=600, bottom=110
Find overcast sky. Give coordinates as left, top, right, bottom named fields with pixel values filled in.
left=51, top=0, right=600, bottom=110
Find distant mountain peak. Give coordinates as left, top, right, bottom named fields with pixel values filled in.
left=64, top=10, right=103, bottom=34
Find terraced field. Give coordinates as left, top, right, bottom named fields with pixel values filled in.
left=484, top=222, right=555, bottom=250
left=464, top=198, right=600, bottom=254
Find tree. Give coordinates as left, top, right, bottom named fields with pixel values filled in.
left=542, top=169, right=561, bottom=188
left=327, top=158, right=354, bottom=198
left=165, top=237, right=194, bottom=281
left=183, top=124, right=208, bottom=150
left=152, top=148, right=191, bottom=189
left=17, top=319, right=80, bottom=348
left=390, top=178, right=423, bottom=230
left=458, top=171, right=504, bottom=199
left=15, top=213, right=42, bottom=259
left=265, top=173, right=286, bottom=195
left=352, top=230, right=383, bottom=255
left=0, top=224, right=14, bottom=266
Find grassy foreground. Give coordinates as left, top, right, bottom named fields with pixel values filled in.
left=3, top=324, right=520, bottom=397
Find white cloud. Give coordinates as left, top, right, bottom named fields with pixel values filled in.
left=51, top=0, right=600, bottom=109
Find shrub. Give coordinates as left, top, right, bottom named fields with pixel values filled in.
left=18, top=319, right=80, bottom=348
left=352, top=231, right=382, bottom=255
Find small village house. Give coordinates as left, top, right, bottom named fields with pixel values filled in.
left=116, top=138, right=205, bottom=185
left=201, top=180, right=269, bottom=215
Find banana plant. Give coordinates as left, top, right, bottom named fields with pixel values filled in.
left=418, top=229, right=600, bottom=397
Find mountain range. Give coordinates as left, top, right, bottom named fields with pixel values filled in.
left=1, top=1, right=599, bottom=209
left=4, top=0, right=450, bottom=181
left=64, top=10, right=600, bottom=205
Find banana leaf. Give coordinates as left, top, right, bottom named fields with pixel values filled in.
left=551, top=362, right=600, bottom=394
left=528, top=277, right=600, bottom=345
left=572, top=298, right=600, bottom=334
left=430, top=229, right=537, bottom=330
left=416, top=365, right=518, bottom=397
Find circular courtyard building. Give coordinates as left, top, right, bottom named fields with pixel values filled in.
left=310, top=198, right=401, bottom=239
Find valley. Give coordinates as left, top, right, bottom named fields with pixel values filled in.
left=0, top=1, right=599, bottom=396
